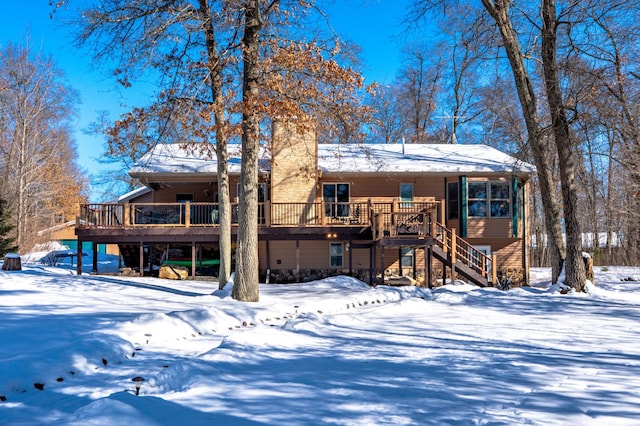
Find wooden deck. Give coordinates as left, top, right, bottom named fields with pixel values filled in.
left=76, top=199, right=496, bottom=287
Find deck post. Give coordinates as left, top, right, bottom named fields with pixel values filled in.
left=381, top=247, right=385, bottom=286
left=426, top=243, right=433, bottom=289
left=442, top=259, right=447, bottom=286
left=139, top=242, right=144, bottom=277
left=296, top=239, right=300, bottom=282
left=264, top=200, right=271, bottom=226
left=92, top=242, right=98, bottom=273
left=191, top=243, right=196, bottom=278
left=450, top=228, right=457, bottom=263
left=348, top=239, right=353, bottom=275
left=371, top=243, right=376, bottom=286
left=185, top=201, right=191, bottom=227
left=491, top=253, right=498, bottom=285
left=77, top=238, right=83, bottom=275
left=391, top=199, right=397, bottom=225
left=450, top=228, right=457, bottom=283
left=319, top=200, right=326, bottom=225
left=412, top=247, right=417, bottom=280
left=430, top=213, right=437, bottom=239
left=124, top=203, right=131, bottom=226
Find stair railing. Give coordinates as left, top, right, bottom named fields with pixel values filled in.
left=434, top=222, right=496, bottom=284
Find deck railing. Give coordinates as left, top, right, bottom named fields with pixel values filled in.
left=78, top=199, right=495, bottom=283
left=79, top=200, right=384, bottom=229
left=434, top=222, right=496, bottom=283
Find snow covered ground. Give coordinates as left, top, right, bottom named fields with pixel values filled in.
left=1, top=247, right=640, bottom=425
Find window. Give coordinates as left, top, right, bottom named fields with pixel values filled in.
left=471, top=245, right=492, bottom=276
left=401, top=248, right=414, bottom=268
left=323, top=183, right=350, bottom=218
left=490, top=182, right=510, bottom=217
left=447, top=182, right=459, bottom=220
left=329, top=242, right=344, bottom=268
left=468, top=182, right=488, bottom=217
left=400, top=183, right=414, bottom=208
left=467, top=181, right=510, bottom=218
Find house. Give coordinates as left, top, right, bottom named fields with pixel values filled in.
left=75, top=122, right=536, bottom=287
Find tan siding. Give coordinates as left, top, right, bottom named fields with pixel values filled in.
left=146, top=181, right=249, bottom=203
left=258, top=241, right=268, bottom=268
left=264, top=241, right=298, bottom=270
left=322, top=176, right=445, bottom=201
left=447, top=219, right=460, bottom=233
left=348, top=247, right=370, bottom=270
left=467, top=218, right=512, bottom=238
left=49, top=225, right=77, bottom=240
left=301, top=241, right=332, bottom=269
left=263, top=240, right=335, bottom=270
left=130, top=191, right=153, bottom=203
left=150, top=183, right=216, bottom=203
left=262, top=240, right=374, bottom=272
left=466, top=238, right=524, bottom=270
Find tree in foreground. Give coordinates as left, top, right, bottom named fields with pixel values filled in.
left=61, top=0, right=369, bottom=301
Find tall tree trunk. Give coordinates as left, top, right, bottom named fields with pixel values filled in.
left=198, top=0, right=232, bottom=289
left=541, top=0, right=586, bottom=290
left=481, top=0, right=566, bottom=283
left=233, top=0, right=261, bottom=302
left=216, top=134, right=232, bottom=288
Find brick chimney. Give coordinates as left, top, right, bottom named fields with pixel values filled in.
left=270, top=120, right=318, bottom=206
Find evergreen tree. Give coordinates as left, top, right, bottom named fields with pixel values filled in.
left=0, top=198, right=17, bottom=256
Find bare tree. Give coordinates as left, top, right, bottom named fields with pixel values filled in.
left=540, top=0, right=586, bottom=290
left=368, top=85, right=405, bottom=144
left=0, top=40, right=86, bottom=251
left=575, top=0, right=640, bottom=264
left=436, top=4, right=491, bottom=144
left=464, top=1, right=568, bottom=285
left=64, top=0, right=249, bottom=289
left=63, top=0, right=368, bottom=300
left=396, top=43, right=443, bottom=143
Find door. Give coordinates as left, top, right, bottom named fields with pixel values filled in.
left=323, top=183, right=350, bottom=219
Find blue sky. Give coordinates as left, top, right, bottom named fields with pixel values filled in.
left=0, top=1, right=414, bottom=195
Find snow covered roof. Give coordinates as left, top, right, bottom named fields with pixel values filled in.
left=316, top=143, right=536, bottom=175
left=129, top=142, right=536, bottom=179
left=129, top=144, right=268, bottom=177
left=117, top=186, right=152, bottom=203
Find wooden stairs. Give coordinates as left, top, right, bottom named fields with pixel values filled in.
left=371, top=206, right=496, bottom=288
left=431, top=223, right=496, bottom=287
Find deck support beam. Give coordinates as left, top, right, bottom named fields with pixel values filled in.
left=139, top=242, right=144, bottom=277
left=191, top=243, right=196, bottom=278
left=426, top=244, right=433, bottom=289
left=296, top=239, right=300, bottom=282
left=92, top=242, right=98, bottom=273
left=77, top=239, right=83, bottom=275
